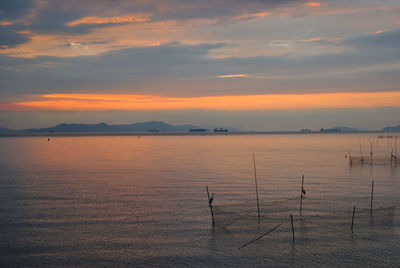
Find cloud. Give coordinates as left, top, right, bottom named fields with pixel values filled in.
left=300, top=37, right=342, bottom=46
left=1, top=0, right=396, bottom=58
left=61, top=40, right=108, bottom=47
left=0, top=0, right=396, bottom=43
left=0, top=42, right=226, bottom=94
left=217, top=74, right=248, bottom=78
left=0, top=20, right=12, bottom=26
left=28, top=7, right=91, bottom=34
left=234, top=11, right=270, bottom=21
left=66, top=14, right=151, bottom=27
left=344, top=29, right=400, bottom=49
left=1, top=0, right=305, bottom=35
left=141, top=0, right=300, bottom=21
left=0, top=0, right=33, bottom=20
left=0, top=0, right=33, bottom=48
left=304, top=2, right=320, bottom=7
left=0, top=35, right=399, bottom=99
left=0, top=26, right=30, bottom=48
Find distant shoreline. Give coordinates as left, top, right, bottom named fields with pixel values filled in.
left=0, top=131, right=396, bottom=137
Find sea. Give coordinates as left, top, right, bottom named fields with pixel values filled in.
left=1, top=133, right=399, bottom=267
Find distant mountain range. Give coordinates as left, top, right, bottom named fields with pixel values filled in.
left=0, top=127, right=15, bottom=133
left=0, top=121, right=239, bottom=133
left=0, top=121, right=399, bottom=133
left=20, top=121, right=202, bottom=133
left=320, top=125, right=400, bottom=132
left=382, top=124, right=400, bottom=132
left=321, top=126, right=359, bottom=132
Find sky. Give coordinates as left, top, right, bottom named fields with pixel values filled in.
left=0, top=0, right=399, bottom=130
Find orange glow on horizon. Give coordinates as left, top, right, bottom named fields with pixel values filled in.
left=304, top=2, right=321, bottom=7
left=2, top=91, right=400, bottom=111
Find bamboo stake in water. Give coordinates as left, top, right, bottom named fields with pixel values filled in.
left=348, top=151, right=352, bottom=165
left=351, top=206, right=356, bottom=233
left=290, top=214, right=295, bottom=241
left=370, top=181, right=374, bottom=218
left=206, top=186, right=215, bottom=226
left=253, top=153, right=261, bottom=221
left=370, top=141, right=373, bottom=164
left=299, top=175, right=305, bottom=216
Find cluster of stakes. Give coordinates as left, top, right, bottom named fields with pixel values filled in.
left=206, top=155, right=394, bottom=249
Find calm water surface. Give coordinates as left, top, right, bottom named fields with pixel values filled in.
left=0, top=133, right=399, bottom=267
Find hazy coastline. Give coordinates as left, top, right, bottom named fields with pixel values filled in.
left=0, top=130, right=393, bottom=137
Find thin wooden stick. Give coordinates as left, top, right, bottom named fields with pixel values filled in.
left=348, top=151, right=352, bottom=165
left=370, top=141, right=373, bottom=164
left=238, top=221, right=285, bottom=249
left=290, top=214, right=295, bottom=241
left=351, top=206, right=355, bottom=233
left=370, top=181, right=374, bottom=218
left=300, top=175, right=304, bottom=216
left=206, top=186, right=215, bottom=226
left=253, top=153, right=261, bottom=221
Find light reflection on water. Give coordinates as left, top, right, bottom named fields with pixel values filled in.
left=0, top=133, right=399, bottom=266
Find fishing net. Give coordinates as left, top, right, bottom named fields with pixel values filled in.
left=210, top=195, right=398, bottom=249
left=349, top=156, right=400, bottom=166
left=349, top=135, right=399, bottom=166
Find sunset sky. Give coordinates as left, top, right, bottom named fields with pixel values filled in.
left=1, top=0, right=399, bottom=130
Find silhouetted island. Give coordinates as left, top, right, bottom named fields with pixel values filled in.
left=382, top=124, right=400, bottom=132
left=320, top=126, right=359, bottom=132
left=0, top=121, right=238, bottom=134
